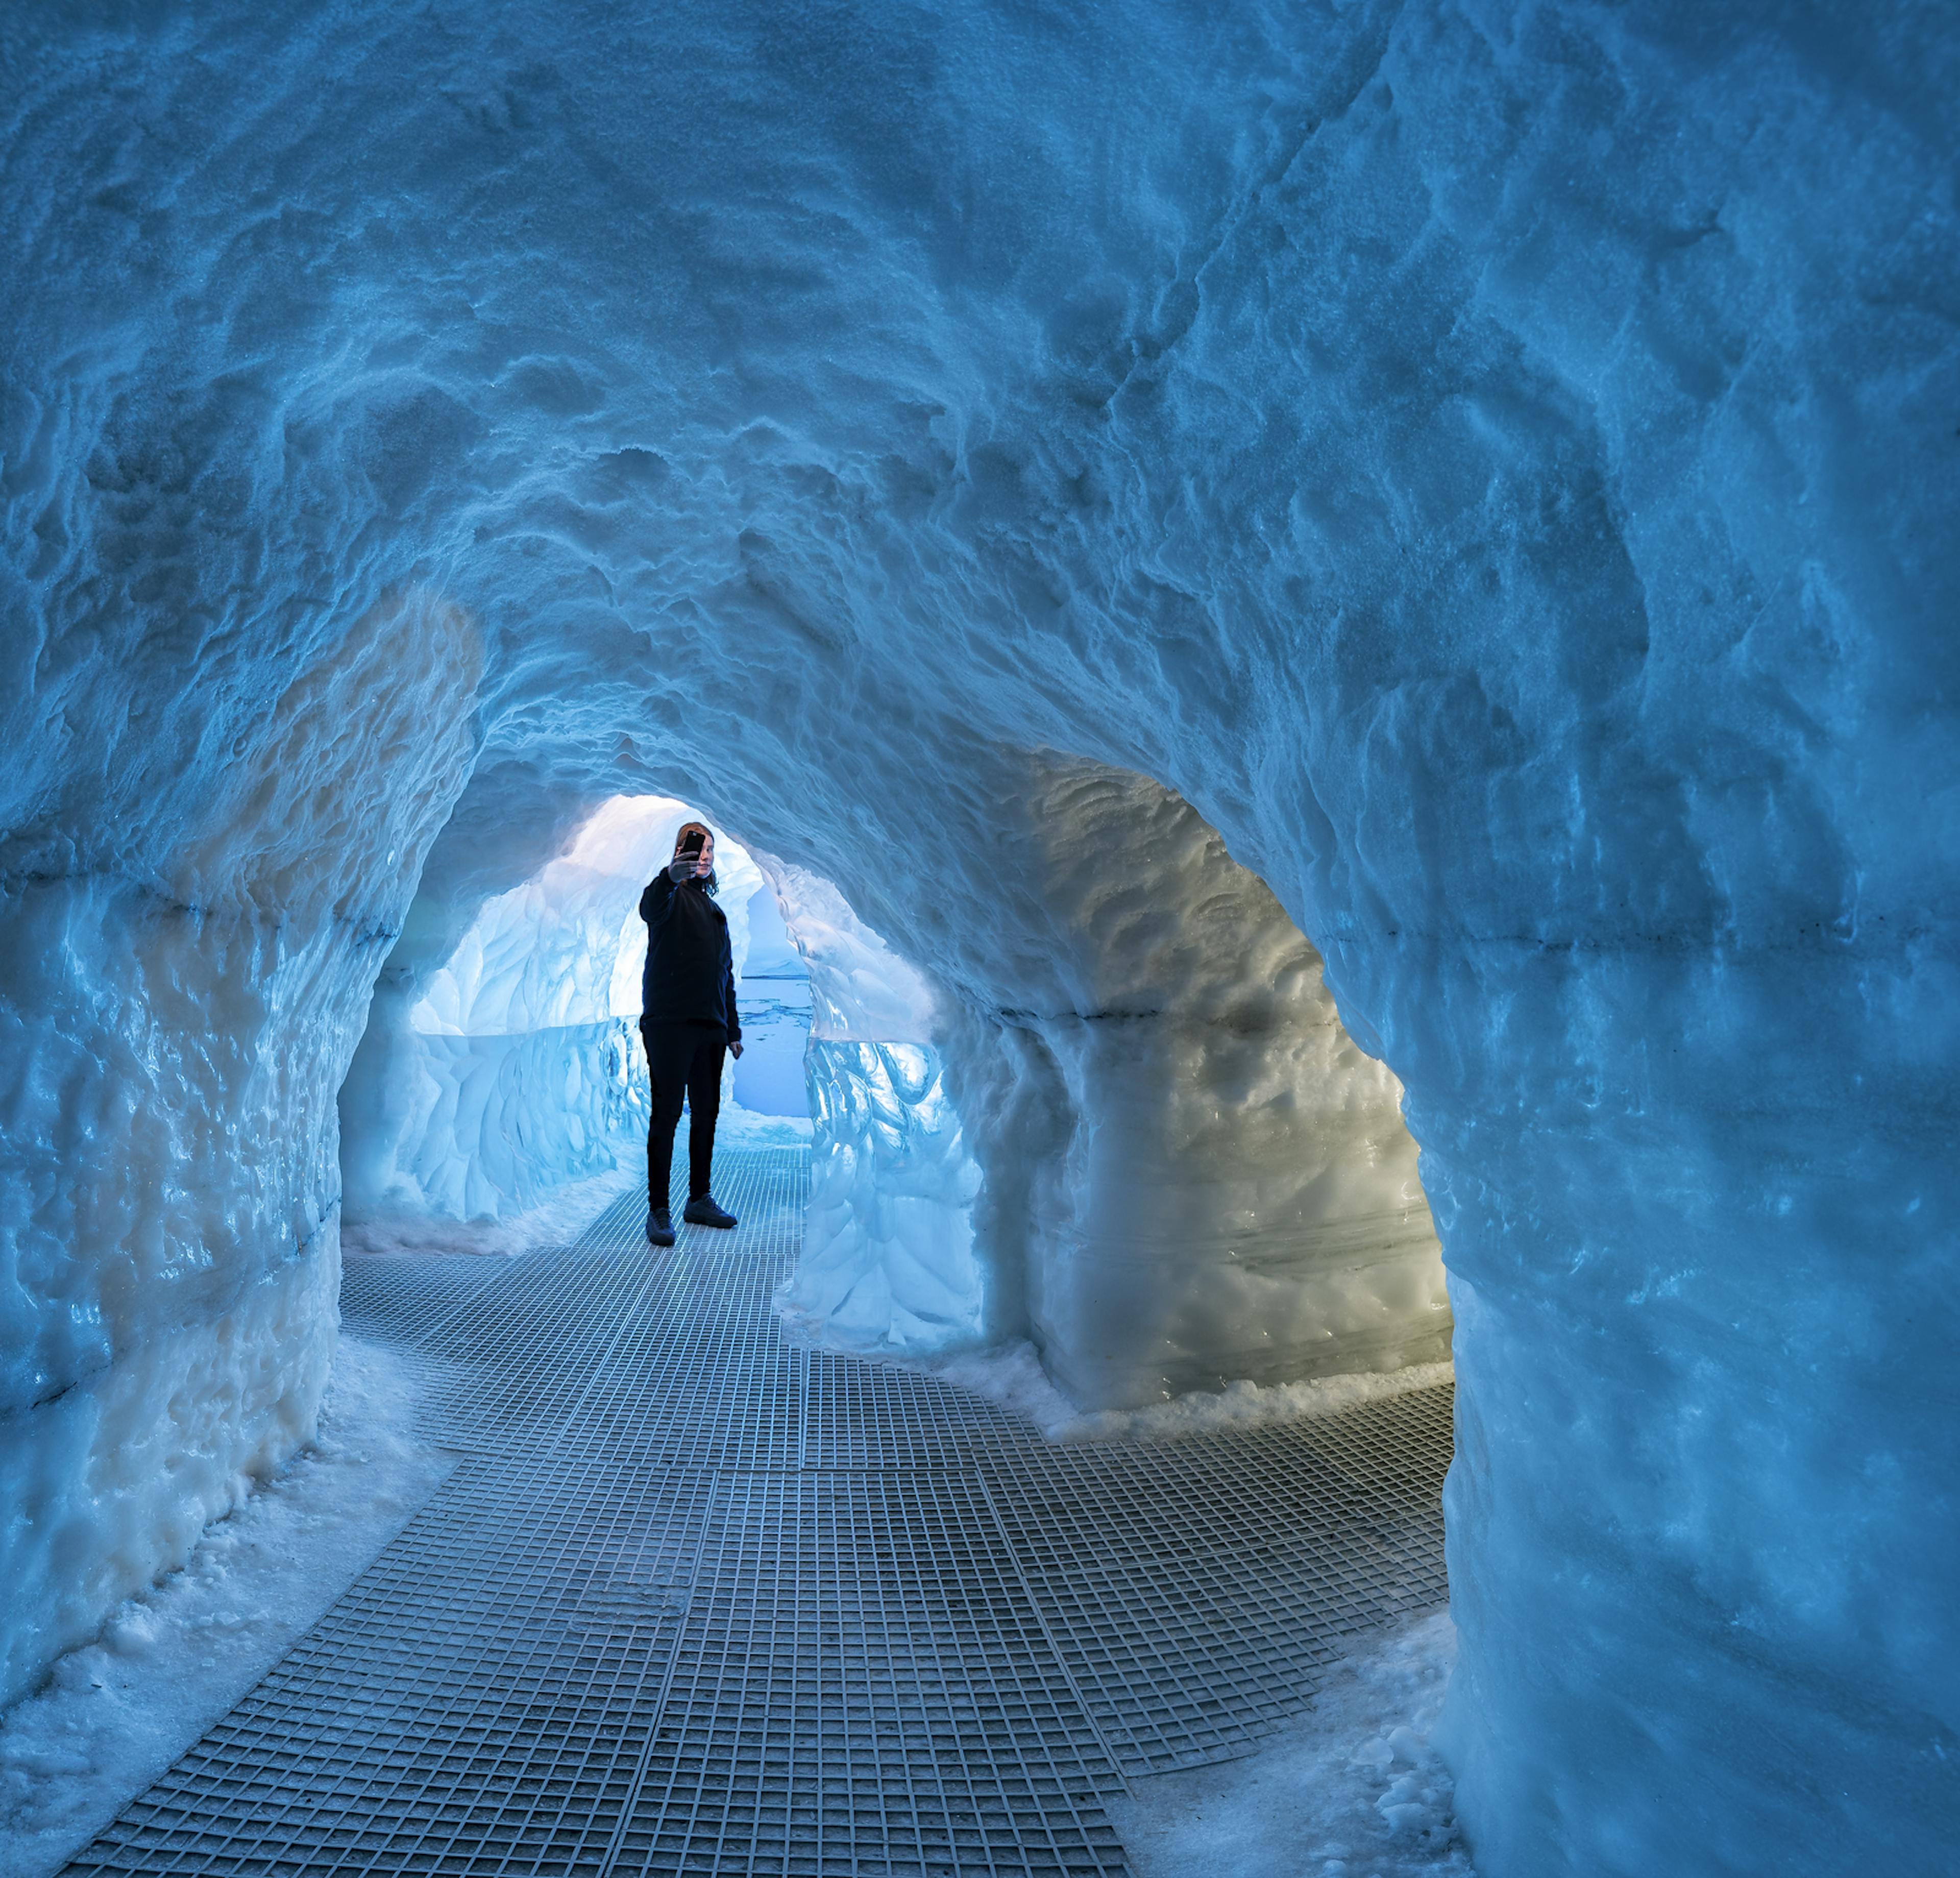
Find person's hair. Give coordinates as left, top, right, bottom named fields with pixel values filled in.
left=673, top=821, right=718, bottom=895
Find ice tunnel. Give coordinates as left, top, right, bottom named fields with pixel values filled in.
left=3, top=3, right=1956, bottom=1874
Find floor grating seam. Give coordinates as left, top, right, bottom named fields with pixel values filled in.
left=66, top=1146, right=1448, bottom=1875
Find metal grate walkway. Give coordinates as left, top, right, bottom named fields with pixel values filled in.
left=63, top=1148, right=1452, bottom=1876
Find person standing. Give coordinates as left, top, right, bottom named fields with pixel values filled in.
left=638, top=821, right=743, bottom=1245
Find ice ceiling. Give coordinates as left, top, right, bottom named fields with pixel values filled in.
left=3, top=4, right=1955, bottom=1874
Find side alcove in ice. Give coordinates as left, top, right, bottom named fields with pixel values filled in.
left=338, top=796, right=765, bottom=1228
left=765, top=764, right=1451, bottom=1410
left=931, top=761, right=1450, bottom=1409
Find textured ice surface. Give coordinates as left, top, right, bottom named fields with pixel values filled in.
left=1110, top=1609, right=1473, bottom=1878
left=4, top=3, right=1955, bottom=1866
left=0, top=1338, right=450, bottom=1878
left=784, top=1041, right=989, bottom=1353
left=761, top=858, right=992, bottom=1353
left=767, top=786, right=1448, bottom=1390
left=0, top=592, right=481, bottom=1705
left=938, top=763, right=1447, bottom=1405
left=909, top=1339, right=1455, bottom=1447
left=760, top=861, right=941, bottom=1045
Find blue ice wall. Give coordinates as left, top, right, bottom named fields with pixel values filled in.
left=3, top=3, right=1956, bottom=1869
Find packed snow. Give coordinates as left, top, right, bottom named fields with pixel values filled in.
left=892, top=1338, right=1455, bottom=1446
left=339, top=1161, right=640, bottom=1259
left=1110, top=1611, right=1473, bottom=1878
left=0, top=1339, right=450, bottom=1878
left=3, top=3, right=1954, bottom=1870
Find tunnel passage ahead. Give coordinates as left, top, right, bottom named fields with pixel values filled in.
left=62, top=1148, right=1451, bottom=1876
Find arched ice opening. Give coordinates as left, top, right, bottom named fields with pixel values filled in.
left=1, top=5, right=1955, bottom=1873
left=332, top=765, right=1450, bottom=1406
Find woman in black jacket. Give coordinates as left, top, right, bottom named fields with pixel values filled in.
left=638, top=821, right=744, bottom=1245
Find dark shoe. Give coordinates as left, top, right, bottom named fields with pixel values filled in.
left=646, top=1206, right=675, bottom=1247
left=682, top=1192, right=737, bottom=1229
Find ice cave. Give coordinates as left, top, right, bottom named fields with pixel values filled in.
left=2, top=3, right=1955, bottom=1874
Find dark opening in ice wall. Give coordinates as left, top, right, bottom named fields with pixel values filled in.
left=3, top=5, right=1954, bottom=1871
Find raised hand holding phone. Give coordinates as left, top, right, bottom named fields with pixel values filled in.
left=669, top=828, right=708, bottom=881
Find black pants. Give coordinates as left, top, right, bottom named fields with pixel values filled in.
left=642, top=1020, right=726, bottom=1208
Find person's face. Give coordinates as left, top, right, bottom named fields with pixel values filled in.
left=679, top=829, right=714, bottom=875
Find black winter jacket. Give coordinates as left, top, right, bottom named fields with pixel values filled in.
left=639, top=873, right=742, bottom=1040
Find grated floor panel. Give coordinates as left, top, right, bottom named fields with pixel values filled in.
left=63, top=1147, right=1451, bottom=1875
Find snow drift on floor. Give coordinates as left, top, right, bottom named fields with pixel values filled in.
left=884, top=1338, right=1454, bottom=1444
left=340, top=1110, right=810, bottom=1263
left=339, top=1161, right=641, bottom=1258
left=0, top=1338, right=452, bottom=1878
left=1109, top=1610, right=1473, bottom=1878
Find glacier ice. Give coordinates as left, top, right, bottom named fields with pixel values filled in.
left=0, top=1337, right=451, bottom=1878
left=3, top=2, right=1956, bottom=1870
left=933, top=761, right=1447, bottom=1407
left=761, top=857, right=993, bottom=1354
left=0, top=591, right=481, bottom=1705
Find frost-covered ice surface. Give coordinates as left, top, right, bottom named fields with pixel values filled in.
left=0, top=591, right=482, bottom=1706
left=787, top=1040, right=989, bottom=1353
left=5, top=3, right=1956, bottom=1867
left=1110, top=1611, right=1473, bottom=1878
left=939, top=766, right=1447, bottom=1406
left=896, top=1338, right=1455, bottom=1445
left=0, top=1338, right=451, bottom=1878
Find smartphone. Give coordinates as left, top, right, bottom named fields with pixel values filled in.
left=679, top=830, right=705, bottom=859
